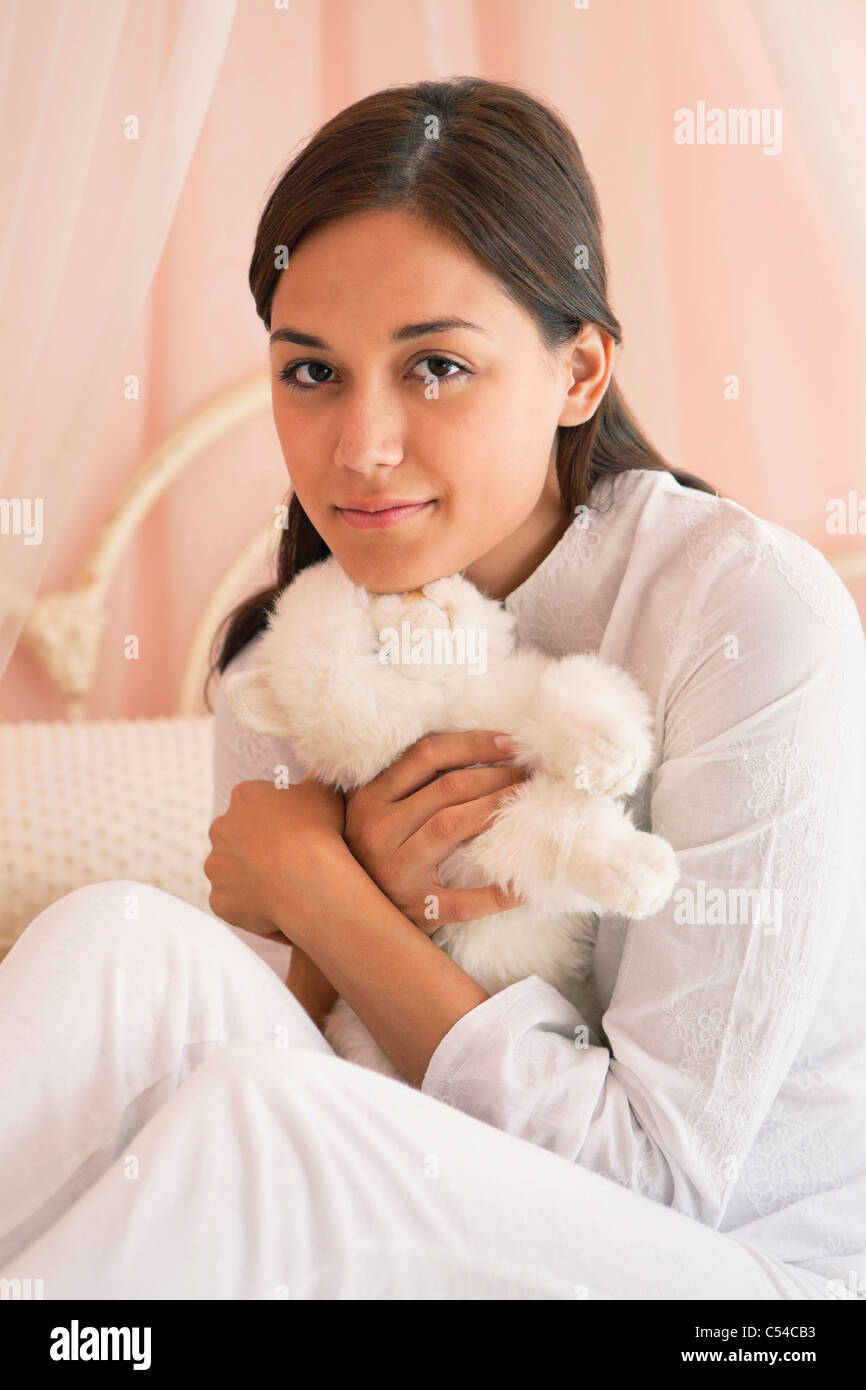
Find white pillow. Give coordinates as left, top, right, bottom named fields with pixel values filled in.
left=0, top=715, right=215, bottom=961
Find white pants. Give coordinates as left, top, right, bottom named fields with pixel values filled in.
left=0, top=881, right=830, bottom=1300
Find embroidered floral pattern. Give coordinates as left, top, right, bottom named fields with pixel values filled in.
left=742, top=1102, right=841, bottom=1217
left=226, top=723, right=285, bottom=774
left=683, top=508, right=737, bottom=572
left=736, top=523, right=856, bottom=635
left=507, top=509, right=606, bottom=656
left=681, top=505, right=857, bottom=636
left=662, top=998, right=764, bottom=1185
left=725, top=736, right=834, bottom=919
left=592, top=1147, right=670, bottom=1204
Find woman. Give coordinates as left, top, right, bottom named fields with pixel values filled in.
left=1, top=78, right=863, bottom=1301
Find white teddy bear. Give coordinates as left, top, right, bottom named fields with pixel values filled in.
left=226, top=554, right=679, bottom=1080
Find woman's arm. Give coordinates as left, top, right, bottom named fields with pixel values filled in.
left=286, top=729, right=528, bottom=1029
left=206, top=774, right=498, bottom=1087
left=211, top=634, right=310, bottom=942
left=212, top=642, right=523, bottom=1047
left=271, top=834, right=491, bottom=1089
left=285, top=945, right=339, bottom=1029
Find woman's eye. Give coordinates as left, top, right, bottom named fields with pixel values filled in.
left=409, top=355, right=470, bottom=386
left=277, top=360, right=335, bottom=391
left=277, top=355, right=471, bottom=393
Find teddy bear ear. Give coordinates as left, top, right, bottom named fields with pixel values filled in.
left=224, top=669, right=287, bottom=737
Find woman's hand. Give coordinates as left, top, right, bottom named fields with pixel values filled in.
left=204, top=774, right=346, bottom=941
left=343, top=731, right=530, bottom=935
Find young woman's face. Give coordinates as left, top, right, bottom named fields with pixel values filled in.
left=268, top=207, right=611, bottom=596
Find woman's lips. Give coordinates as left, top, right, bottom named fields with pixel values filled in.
left=336, top=500, right=434, bottom=530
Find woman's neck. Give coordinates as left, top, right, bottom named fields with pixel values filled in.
left=464, top=475, right=570, bottom=601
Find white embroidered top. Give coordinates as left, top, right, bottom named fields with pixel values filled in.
left=211, top=467, right=866, bottom=1294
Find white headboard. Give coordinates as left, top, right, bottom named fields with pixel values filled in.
left=16, top=371, right=281, bottom=720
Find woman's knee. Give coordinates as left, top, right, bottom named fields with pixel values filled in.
left=21, top=879, right=223, bottom=966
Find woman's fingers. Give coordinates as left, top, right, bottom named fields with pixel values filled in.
left=386, top=783, right=527, bottom=910
left=342, top=731, right=534, bottom=934
left=389, top=762, right=530, bottom=847
left=418, top=881, right=526, bottom=935
left=417, top=783, right=524, bottom=859
left=372, top=730, right=519, bottom=802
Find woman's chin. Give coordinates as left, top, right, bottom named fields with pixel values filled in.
left=339, top=563, right=432, bottom=595
left=325, top=541, right=444, bottom=595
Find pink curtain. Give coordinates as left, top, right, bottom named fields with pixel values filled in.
left=1, top=0, right=863, bottom=720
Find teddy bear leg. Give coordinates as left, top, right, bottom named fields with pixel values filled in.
left=510, top=654, right=657, bottom=797
left=564, top=816, right=679, bottom=920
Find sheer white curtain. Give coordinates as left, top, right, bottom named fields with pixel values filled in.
left=0, top=0, right=237, bottom=687
left=749, top=0, right=866, bottom=316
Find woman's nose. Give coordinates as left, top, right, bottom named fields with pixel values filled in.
left=333, top=390, right=405, bottom=473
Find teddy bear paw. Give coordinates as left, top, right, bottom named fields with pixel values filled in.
left=601, top=833, right=678, bottom=919
left=570, top=726, right=648, bottom=798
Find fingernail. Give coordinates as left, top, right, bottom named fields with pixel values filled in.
left=493, top=735, right=517, bottom=753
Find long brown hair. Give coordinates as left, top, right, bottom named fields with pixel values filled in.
left=205, top=76, right=717, bottom=708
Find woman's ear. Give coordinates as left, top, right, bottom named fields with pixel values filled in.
left=224, top=669, right=287, bottom=737
left=557, top=323, right=616, bottom=427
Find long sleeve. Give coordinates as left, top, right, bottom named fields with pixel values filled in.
left=211, top=637, right=307, bottom=823
left=421, top=541, right=866, bottom=1228
left=209, top=637, right=307, bottom=972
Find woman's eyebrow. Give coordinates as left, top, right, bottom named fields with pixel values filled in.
left=268, top=317, right=491, bottom=348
